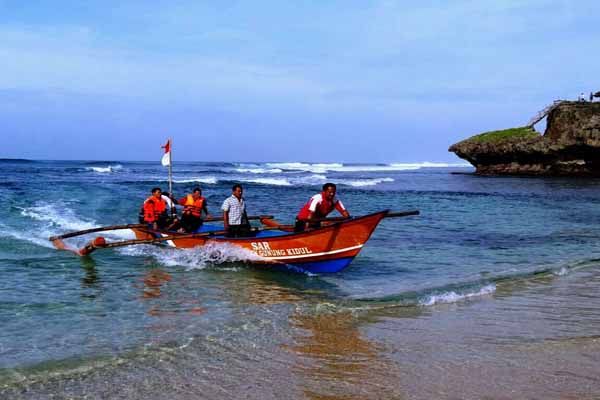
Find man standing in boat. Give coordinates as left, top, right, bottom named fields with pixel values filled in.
left=295, top=182, right=350, bottom=232
left=178, top=187, right=211, bottom=232
left=142, top=187, right=169, bottom=230
left=222, top=184, right=251, bottom=237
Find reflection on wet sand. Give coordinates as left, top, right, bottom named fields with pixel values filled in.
left=220, top=270, right=312, bottom=306
left=207, top=270, right=401, bottom=398
left=287, top=310, right=405, bottom=400
left=80, top=257, right=99, bottom=288
left=142, top=268, right=172, bottom=299
left=246, top=280, right=304, bottom=304
left=138, top=268, right=205, bottom=317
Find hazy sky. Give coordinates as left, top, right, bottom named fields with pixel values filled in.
left=1, top=0, right=598, bottom=162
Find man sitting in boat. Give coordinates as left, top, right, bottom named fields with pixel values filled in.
left=222, top=184, right=251, bottom=237
left=295, top=182, right=350, bottom=232
left=138, top=191, right=177, bottom=227
left=178, top=187, right=211, bottom=233
left=142, top=187, right=170, bottom=230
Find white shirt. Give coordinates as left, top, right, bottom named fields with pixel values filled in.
left=221, top=195, right=246, bottom=225
left=161, top=194, right=175, bottom=212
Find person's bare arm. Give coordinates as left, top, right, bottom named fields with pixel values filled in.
left=223, top=210, right=229, bottom=230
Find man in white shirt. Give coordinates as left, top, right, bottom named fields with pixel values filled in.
left=295, top=183, right=350, bottom=232
left=221, top=184, right=251, bottom=237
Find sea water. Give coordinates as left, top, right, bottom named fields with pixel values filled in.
left=1, top=159, right=600, bottom=399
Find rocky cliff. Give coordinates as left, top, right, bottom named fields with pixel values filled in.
left=449, top=101, right=600, bottom=176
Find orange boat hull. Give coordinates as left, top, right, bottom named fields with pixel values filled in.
left=133, top=211, right=388, bottom=273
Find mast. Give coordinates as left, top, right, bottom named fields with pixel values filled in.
left=168, top=137, right=173, bottom=197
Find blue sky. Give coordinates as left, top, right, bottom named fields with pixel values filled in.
left=1, top=0, right=598, bottom=162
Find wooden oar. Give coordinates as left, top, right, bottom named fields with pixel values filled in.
left=48, top=215, right=274, bottom=242
left=385, top=210, right=420, bottom=218
left=308, top=209, right=420, bottom=223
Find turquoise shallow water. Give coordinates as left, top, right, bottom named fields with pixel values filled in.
left=1, top=160, right=600, bottom=399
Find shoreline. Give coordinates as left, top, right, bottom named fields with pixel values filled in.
left=2, top=263, right=600, bottom=399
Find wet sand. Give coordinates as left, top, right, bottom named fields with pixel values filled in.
left=3, top=266, right=600, bottom=400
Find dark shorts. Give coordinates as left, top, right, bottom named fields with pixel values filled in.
left=226, top=224, right=252, bottom=238
left=147, top=214, right=171, bottom=230
left=181, top=213, right=203, bottom=233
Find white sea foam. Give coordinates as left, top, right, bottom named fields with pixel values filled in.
left=121, top=242, right=263, bottom=269
left=340, top=177, right=395, bottom=187
left=235, top=168, right=283, bottom=174
left=0, top=223, right=55, bottom=248
left=263, top=161, right=471, bottom=173
left=553, top=267, right=569, bottom=276
left=86, top=165, right=123, bottom=173
left=10, top=204, right=102, bottom=248
left=19, top=204, right=97, bottom=232
left=239, top=177, right=292, bottom=186
left=294, top=174, right=328, bottom=185
left=265, top=162, right=343, bottom=173
left=419, top=284, right=496, bottom=306
left=172, top=177, right=218, bottom=184
left=237, top=174, right=327, bottom=186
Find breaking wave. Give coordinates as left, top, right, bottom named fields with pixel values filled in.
left=19, top=204, right=97, bottom=232
left=340, top=177, right=394, bottom=187
left=263, top=162, right=470, bottom=173
left=169, top=174, right=395, bottom=187
left=85, top=165, right=123, bottom=173
left=240, top=177, right=292, bottom=186
left=0, top=223, right=55, bottom=248
left=238, top=174, right=328, bottom=186
left=6, top=204, right=98, bottom=249
left=418, top=284, right=496, bottom=306
left=172, top=177, right=218, bottom=184
left=235, top=168, right=283, bottom=174
left=12, top=203, right=134, bottom=249
left=265, top=163, right=343, bottom=173
left=119, top=242, right=263, bottom=269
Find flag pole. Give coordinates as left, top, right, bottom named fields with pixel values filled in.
left=168, top=137, right=173, bottom=197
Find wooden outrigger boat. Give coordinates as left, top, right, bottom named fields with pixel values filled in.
left=50, top=210, right=418, bottom=274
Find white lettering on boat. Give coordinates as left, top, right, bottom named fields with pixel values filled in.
left=250, top=242, right=313, bottom=258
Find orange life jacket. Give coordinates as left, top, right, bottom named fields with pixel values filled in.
left=183, top=195, right=205, bottom=218
left=143, top=196, right=167, bottom=223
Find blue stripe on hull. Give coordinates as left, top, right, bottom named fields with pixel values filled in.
left=281, top=257, right=356, bottom=274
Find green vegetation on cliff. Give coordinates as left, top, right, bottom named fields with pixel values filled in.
left=467, top=126, right=539, bottom=143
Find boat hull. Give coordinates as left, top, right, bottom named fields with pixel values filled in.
left=133, top=211, right=388, bottom=273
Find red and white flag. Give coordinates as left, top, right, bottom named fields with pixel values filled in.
left=161, top=139, right=171, bottom=167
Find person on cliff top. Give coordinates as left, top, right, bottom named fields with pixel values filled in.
left=178, top=187, right=211, bottom=233
left=222, top=184, right=251, bottom=237
left=295, top=183, right=350, bottom=232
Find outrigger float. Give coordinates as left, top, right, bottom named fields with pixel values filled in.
left=50, top=210, right=418, bottom=273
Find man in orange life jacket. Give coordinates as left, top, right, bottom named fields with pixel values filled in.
left=295, top=182, right=350, bottom=232
left=143, top=187, right=169, bottom=230
left=178, top=187, right=210, bottom=233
